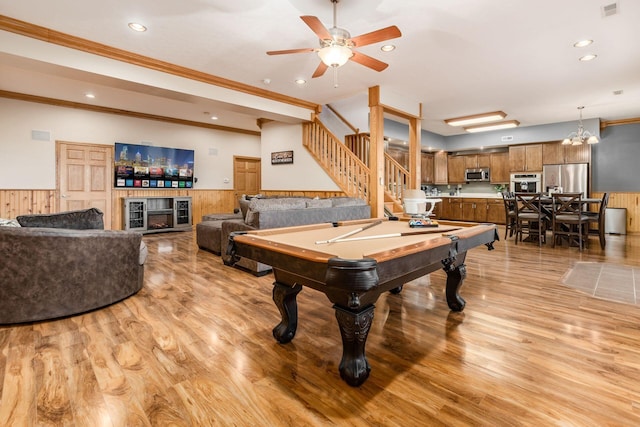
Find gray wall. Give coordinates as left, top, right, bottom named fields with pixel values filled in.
left=592, top=123, right=640, bottom=192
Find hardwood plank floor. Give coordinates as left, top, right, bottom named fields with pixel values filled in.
left=2, top=228, right=640, bottom=426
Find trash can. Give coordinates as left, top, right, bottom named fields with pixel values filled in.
left=605, top=208, right=626, bottom=235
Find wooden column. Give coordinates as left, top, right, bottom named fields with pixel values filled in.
left=408, top=104, right=422, bottom=189
left=368, top=86, right=385, bottom=218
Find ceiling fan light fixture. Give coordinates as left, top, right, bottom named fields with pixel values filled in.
left=445, top=111, right=507, bottom=127
left=318, top=44, right=352, bottom=67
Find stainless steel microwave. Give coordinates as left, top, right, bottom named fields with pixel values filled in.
left=465, top=168, right=490, bottom=182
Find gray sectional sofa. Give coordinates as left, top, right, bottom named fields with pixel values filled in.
left=0, top=208, right=147, bottom=324
left=197, top=196, right=371, bottom=275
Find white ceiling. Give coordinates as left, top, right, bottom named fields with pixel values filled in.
left=1, top=0, right=639, bottom=136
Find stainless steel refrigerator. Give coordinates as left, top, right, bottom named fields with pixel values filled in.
left=542, top=163, right=588, bottom=196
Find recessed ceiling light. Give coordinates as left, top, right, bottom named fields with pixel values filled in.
left=380, top=45, right=395, bottom=52
left=85, top=93, right=95, bottom=99
left=444, top=111, right=507, bottom=127
left=128, top=22, right=147, bottom=32
left=573, top=39, right=593, bottom=48
left=210, top=116, right=218, bottom=120
left=579, top=53, right=597, bottom=61
left=295, top=79, right=306, bottom=85
left=262, top=78, right=271, bottom=85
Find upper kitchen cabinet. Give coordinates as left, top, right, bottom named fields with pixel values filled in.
left=421, top=153, right=434, bottom=184
left=434, top=151, right=448, bottom=184
left=489, top=152, right=510, bottom=183
left=509, top=144, right=543, bottom=172
left=464, top=154, right=491, bottom=169
left=542, top=141, right=591, bottom=165
left=448, top=155, right=466, bottom=183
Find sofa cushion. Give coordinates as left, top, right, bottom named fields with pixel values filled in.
left=245, top=198, right=308, bottom=227
left=306, top=198, right=333, bottom=208
left=16, top=208, right=104, bottom=229
left=0, top=218, right=21, bottom=227
left=329, top=197, right=367, bottom=207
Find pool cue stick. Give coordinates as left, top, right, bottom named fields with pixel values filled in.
left=315, top=220, right=384, bottom=244
left=325, top=227, right=462, bottom=243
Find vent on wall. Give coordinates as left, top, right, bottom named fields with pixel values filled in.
left=31, top=130, right=51, bottom=141
left=602, top=2, right=618, bottom=17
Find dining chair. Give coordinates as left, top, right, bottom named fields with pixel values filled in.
left=501, top=191, right=516, bottom=239
left=585, top=192, right=609, bottom=249
left=514, top=192, right=547, bottom=246
left=550, top=193, right=590, bottom=250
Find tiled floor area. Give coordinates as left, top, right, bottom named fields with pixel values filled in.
left=562, top=262, right=639, bottom=305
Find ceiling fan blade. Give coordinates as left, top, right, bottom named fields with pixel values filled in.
left=312, top=62, right=329, bottom=78
left=266, top=48, right=316, bottom=55
left=301, top=16, right=332, bottom=40
left=350, top=51, right=389, bottom=72
left=350, top=25, right=402, bottom=47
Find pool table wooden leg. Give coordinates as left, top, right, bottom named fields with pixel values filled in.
left=272, top=282, right=303, bottom=343
left=442, top=252, right=468, bottom=312
left=334, top=304, right=375, bottom=387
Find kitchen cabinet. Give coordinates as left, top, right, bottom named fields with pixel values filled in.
left=464, top=154, right=491, bottom=169
left=509, top=144, right=542, bottom=172
left=434, top=151, right=448, bottom=184
left=421, top=153, right=434, bottom=184
left=387, top=147, right=408, bottom=169
left=489, top=152, right=510, bottom=183
left=542, top=141, right=591, bottom=165
left=486, top=199, right=505, bottom=224
left=448, top=155, right=466, bottom=183
left=462, top=198, right=487, bottom=222
left=438, top=198, right=461, bottom=220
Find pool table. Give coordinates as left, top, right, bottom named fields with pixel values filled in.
left=227, top=218, right=498, bottom=386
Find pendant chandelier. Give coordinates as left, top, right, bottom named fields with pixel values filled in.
left=562, top=106, right=599, bottom=145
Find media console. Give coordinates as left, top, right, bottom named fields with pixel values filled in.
left=122, top=196, right=192, bottom=234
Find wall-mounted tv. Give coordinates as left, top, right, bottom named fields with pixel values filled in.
left=114, top=142, right=194, bottom=189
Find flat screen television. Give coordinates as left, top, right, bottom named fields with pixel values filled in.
left=114, top=142, right=194, bottom=189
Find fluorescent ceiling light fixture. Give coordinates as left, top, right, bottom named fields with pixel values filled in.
left=380, top=45, right=396, bottom=52
left=128, top=22, right=147, bottom=32
left=445, top=111, right=507, bottom=127
left=579, top=53, right=597, bottom=61
left=464, top=120, right=520, bottom=133
left=573, top=39, right=593, bottom=48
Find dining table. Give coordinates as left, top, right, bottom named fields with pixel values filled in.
left=508, top=194, right=602, bottom=244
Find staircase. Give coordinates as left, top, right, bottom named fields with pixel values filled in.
left=303, top=120, right=409, bottom=217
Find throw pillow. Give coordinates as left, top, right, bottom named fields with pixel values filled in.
left=0, top=218, right=21, bottom=227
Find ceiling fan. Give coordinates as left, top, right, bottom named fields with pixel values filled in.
left=266, top=0, right=401, bottom=83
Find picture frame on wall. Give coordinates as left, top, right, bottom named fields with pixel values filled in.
left=271, top=150, right=294, bottom=165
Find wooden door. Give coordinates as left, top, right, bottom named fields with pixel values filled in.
left=57, top=141, right=113, bottom=228
left=233, top=156, right=261, bottom=208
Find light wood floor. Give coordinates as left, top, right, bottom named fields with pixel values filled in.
left=2, top=228, right=640, bottom=426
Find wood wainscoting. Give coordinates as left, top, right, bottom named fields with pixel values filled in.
left=591, top=192, right=638, bottom=233
left=0, top=189, right=57, bottom=218
left=2, top=189, right=638, bottom=232
left=0, top=189, right=351, bottom=229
